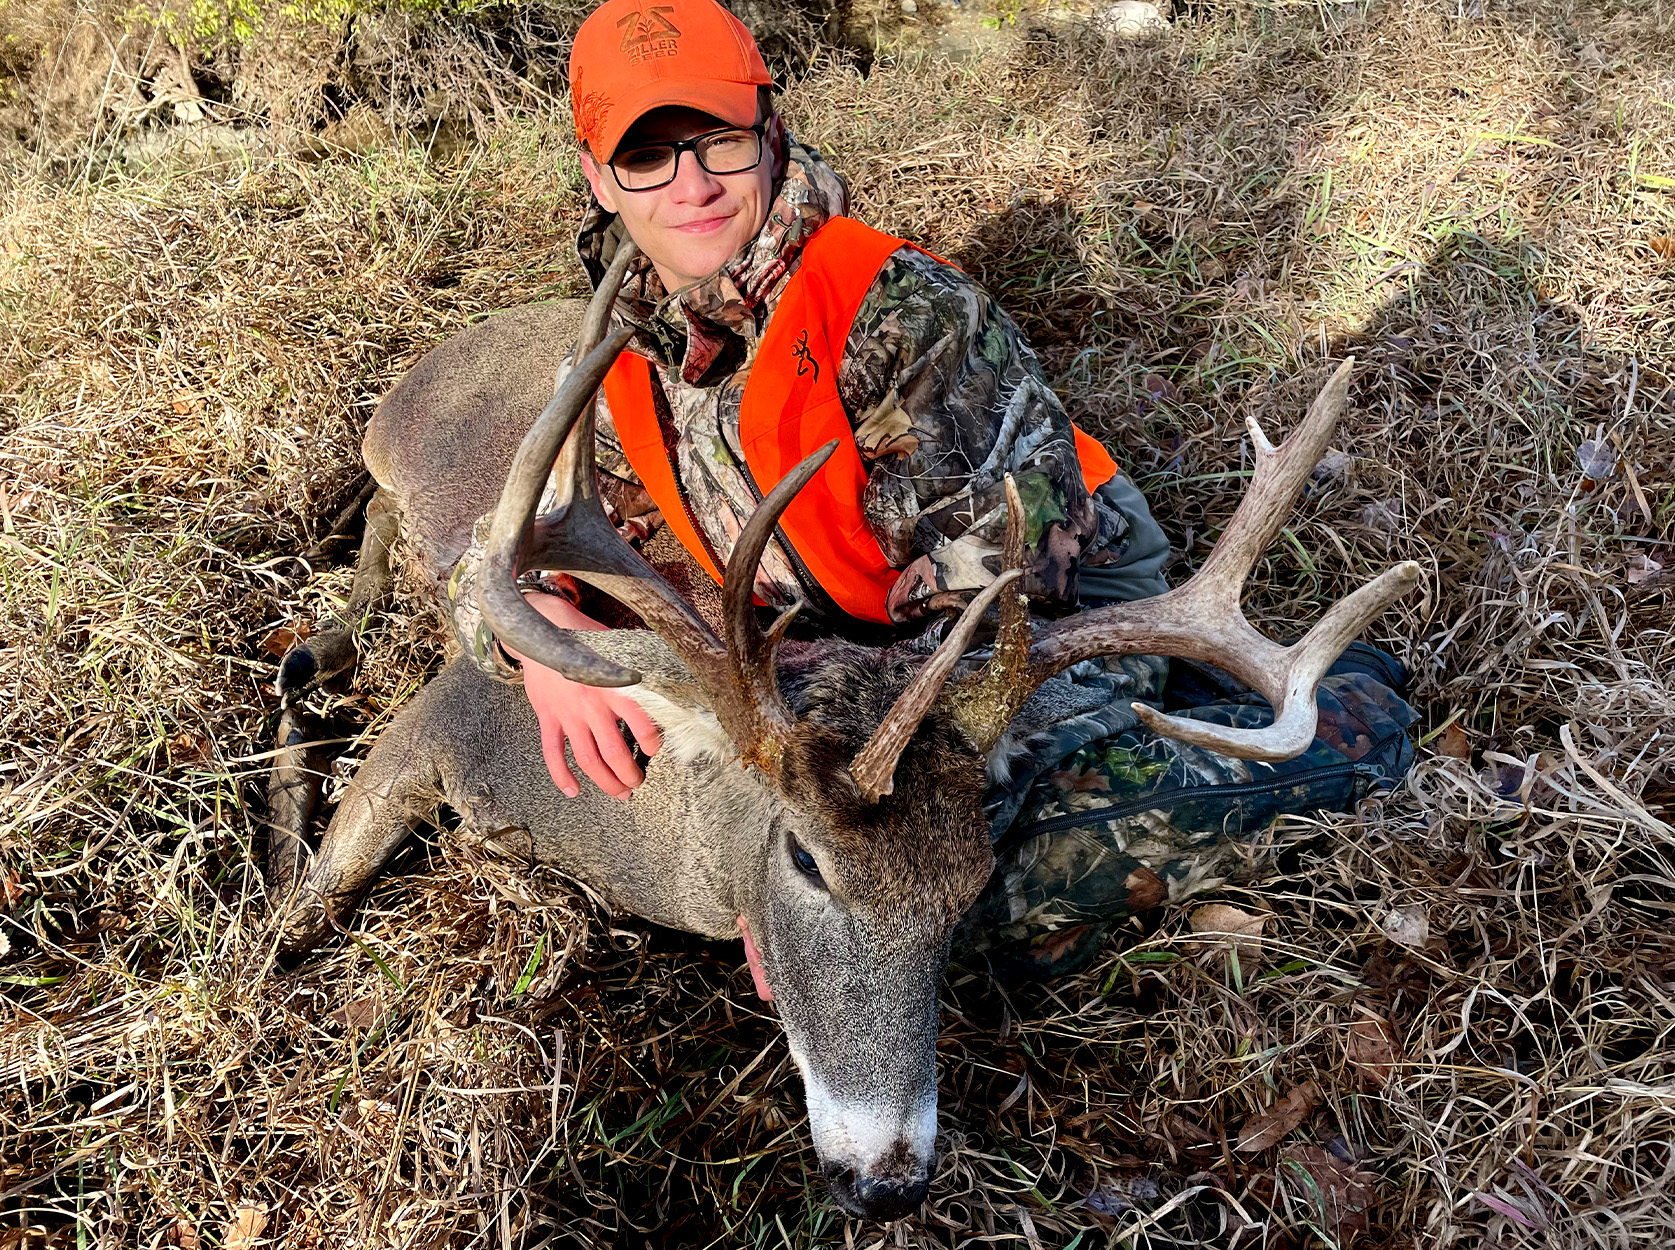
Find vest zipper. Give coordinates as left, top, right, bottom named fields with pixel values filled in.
left=732, top=447, right=849, bottom=625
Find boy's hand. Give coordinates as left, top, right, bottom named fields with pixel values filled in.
left=505, top=593, right=663, bottom=799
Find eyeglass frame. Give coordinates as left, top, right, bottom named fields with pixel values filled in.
left=606, top=122, right=769, bottom=193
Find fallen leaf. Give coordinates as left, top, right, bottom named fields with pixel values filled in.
left=1084, top=1173, right=1162, bottom=1214
left=1142, top=374, right=1179, bottom=402
left=1627, top=553, right=1663, bottom=585
left=1311, top=449, right=1352, bottom=488
left=1346, top=1008, right=1403, bottom=1089
left=1236, top=1081, right=1320, bottom=1152
left=1576, top=438, right=1618, bottom=481
left=221, top=1205, right=267, bottom=1250
left=0, top=870, right=22, bottom=909
left=329, top=996, right=381, bottom=1030
left=1378, top=904, right=1429, bottom=950
left=168, top=731, right=211, bottom=765
left=1358, top=498, right=1403, bottom=534
left=1189, top=903, right=1268, bottom=960
left=1165, top=1112, right=1216, bottom=1145
left=1437, top=722, right=1471, bottom=760
left=167, top=1219, right=201, bottom=1249
left=355, top=1097, right=399, bottom=1145
left=261, top=623, right=310, bottom=656
left=1650, top=235, right=1675, bottom=259
left=1280, top=1146, right=1374, bottom=1239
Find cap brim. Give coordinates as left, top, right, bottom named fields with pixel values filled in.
left=593, top=79, right=763, bottom=161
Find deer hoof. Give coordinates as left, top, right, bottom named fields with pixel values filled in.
left=270, top=889, right=334, bottom=957
left=277, top=630, right=359, bottom=698
left=277, top=646, right=317, bottom=695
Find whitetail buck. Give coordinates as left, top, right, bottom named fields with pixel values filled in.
left=269, top=241, right=1421, bottom=1222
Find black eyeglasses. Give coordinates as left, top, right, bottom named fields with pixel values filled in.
left=608, top=123, right=766, bottom=192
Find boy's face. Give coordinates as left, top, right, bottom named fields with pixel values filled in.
left=582, top=105, right=777, bottom=293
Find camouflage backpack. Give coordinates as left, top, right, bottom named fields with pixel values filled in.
left=956, top=644, right=1417, bottom=981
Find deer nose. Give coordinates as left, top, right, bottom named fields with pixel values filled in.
left=823, top=1164, right=929, bottom=1222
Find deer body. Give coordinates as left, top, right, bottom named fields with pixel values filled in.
left=279, top=297, right=1004, bottom=1217
left=271, top=249, right=1420, bottom=1222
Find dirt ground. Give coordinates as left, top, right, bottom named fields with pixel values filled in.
left=2, top=0, right=1673, bottom=1246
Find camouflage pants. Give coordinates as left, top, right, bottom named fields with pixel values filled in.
left=954, top=647, right=1417, bottom=981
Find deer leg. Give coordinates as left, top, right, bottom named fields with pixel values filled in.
left=265, top=707, right=329, bottom=891
left=277, top=488, right=401, bottom=697
left=271, top=688, right=448, bottom=954
left=265, top=489, right=403, bottom=897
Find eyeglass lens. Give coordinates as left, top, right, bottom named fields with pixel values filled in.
left=611, top=129, right=762, bottom=191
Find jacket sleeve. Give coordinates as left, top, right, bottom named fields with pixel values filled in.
left=837, top=248, right=1169, bottom=624
left=445, top=360, right=660, bottom=681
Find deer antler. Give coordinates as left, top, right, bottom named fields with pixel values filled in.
left=949, top=358, right=1423, bottom=762
left=849, top=569, right=1022, bottom=802
left=479, top=244, right=829, bottom=774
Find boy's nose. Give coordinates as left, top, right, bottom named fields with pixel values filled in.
left=665, top=150, right=724, bottom=203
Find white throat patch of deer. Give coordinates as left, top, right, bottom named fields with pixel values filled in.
left=267, top=241, right=1421, bottom=1222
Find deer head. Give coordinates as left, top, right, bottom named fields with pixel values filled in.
left=479, top=244, right=1421, bottom=1220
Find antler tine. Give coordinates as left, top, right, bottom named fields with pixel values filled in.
left=850, top=475, right=1033, bottom=802
left=479, top=323, right=647, bottom=686
left=1129, top=560, right=1420, bottom=758
left=991, top=475, right=1037, bottom=689
left=576, top=238, right=640, bottom=358
left=935, top=474, right=1037, bottom=749
left=716, top=440, right=840, bottom=769
left=951, top=359, right=1423, bottom=761
left=850, top=568, right=1022, bottom=802
left=1184, top=356, right=1355, bottom=602
left=481, top=240, right=733, bottom=689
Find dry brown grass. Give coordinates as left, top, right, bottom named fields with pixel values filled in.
left=3, top=0, right=1674, bottom=1246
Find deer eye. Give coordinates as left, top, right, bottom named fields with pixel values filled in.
left=788, top=835, right=824, bottom=883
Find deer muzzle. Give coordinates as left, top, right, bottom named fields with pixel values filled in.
left=794, top=1048, right=938, bottom=1221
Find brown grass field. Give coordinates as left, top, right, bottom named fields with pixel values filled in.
left=2, top=0, right=1673, bottom=1245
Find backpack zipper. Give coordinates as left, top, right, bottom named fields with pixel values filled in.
left=1001, top=733, right=1402, bottom=846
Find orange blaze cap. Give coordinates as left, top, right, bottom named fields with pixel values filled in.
left=569, top=0, right=774, bottom=161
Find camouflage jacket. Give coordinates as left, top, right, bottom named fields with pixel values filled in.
left=449, top=133, right=1170, bottom=679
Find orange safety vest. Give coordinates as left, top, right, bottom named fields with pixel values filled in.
left=601, top=216, right=1119, bottom=625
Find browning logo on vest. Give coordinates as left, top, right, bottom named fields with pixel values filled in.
left=791, top=329, right=819, bottom=381
left=617, top=7, right=683, bottom=63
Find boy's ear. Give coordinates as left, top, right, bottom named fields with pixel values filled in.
left=580, top=149, right=620, bottom=213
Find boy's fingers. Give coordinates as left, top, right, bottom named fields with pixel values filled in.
left=540, top=721, right=580, bottom=798
left=619, top=701, right=662, bottom=756
left=569, top=729, right=629, bottom=800
left=589, top=711, right=644, bottom=796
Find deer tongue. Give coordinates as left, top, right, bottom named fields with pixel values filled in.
left=736, top=915, right=774, bottom=1002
